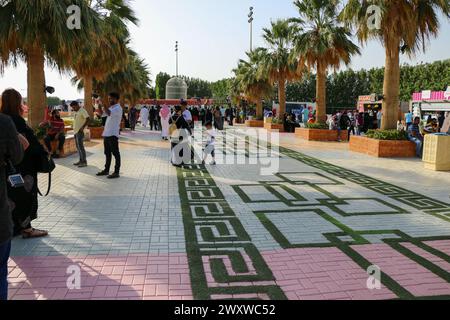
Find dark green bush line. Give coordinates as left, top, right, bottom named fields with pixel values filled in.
left=365, top=129, right=408, bottom=141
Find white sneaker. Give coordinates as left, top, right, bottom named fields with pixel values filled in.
left=210, top=161, right=216, bottom=166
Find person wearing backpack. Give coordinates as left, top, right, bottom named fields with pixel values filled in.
left=0, top=89, right=48, bottom=239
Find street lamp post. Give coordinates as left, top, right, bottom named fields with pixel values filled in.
left=175, top=41, right=179, bottom=77
left=248, top=7, right=254, bottom=52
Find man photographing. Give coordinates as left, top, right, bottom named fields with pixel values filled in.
left=97, top=92, right=123, bottom=179
left=70, top=101, right=90, bottom=168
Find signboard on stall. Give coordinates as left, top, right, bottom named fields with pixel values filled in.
left=422, top=90, right=432, bottom=100
left=445, top=87, right=450, bottom=100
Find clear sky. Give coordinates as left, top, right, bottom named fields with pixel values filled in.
left=1, top=0, right=449, bottom=100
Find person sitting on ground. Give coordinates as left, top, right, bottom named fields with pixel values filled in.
left=44, top=109, right=66, bottom=158
left=408, top=117, right=424, bottom=158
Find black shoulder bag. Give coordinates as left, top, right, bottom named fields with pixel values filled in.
left=36, top=145, right=56, bottom=197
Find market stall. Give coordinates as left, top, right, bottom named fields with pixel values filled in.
left=411, top=89, right=450, bottom=115
left=357, top=94, right=383, bottom=113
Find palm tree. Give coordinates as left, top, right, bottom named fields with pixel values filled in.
left=259, top=19, right=301, bottom=116
left=73, top=0, right=137, bottom=118
left=290, top=0, right=360, bottom=124
left=341, top=0, right=449, bottom=129
left=91, top=49, right=151, bottom=107
left=0, top=0, right=99, bottom=128
left=233, top=48, right=273, bottom=118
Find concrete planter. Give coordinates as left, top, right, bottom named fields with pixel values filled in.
left=264, top=123, right=285, bottom=132
left=350, top=136, right=416, bottom=158
left=295, top=128, right=348, bottom=142
left=245, top=120, right=264, bottom=128
left=40, top=136, right=77, bottom=158
left=89, top=127, right=104, bottom=139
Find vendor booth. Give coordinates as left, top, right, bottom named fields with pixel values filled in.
left=411, top=89, right=450, bottom=114
left=358, top=94, right=383, bottom=113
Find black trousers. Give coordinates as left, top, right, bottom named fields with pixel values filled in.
left=150, top=118, right=155, bottom=130
left=104, top=136, right=121, bottom=174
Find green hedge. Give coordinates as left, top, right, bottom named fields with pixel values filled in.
left=89, top=119, right=103, bottom=128
left=365, top=130, right=408, bottom=141
left=272, top=118, right=284, bottom=124
left=306, top=123, right=329, bottom=130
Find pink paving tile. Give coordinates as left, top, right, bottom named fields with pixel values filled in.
left=261, top=248, right=397, bottom=301
left=400, top=242, right=450, bottom=273
left=353, top=243, right=450, bottom=298
left=8, top=254, right=192, bottom=300
left=424, top=240, right=450, bottom=256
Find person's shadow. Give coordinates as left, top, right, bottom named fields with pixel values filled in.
left=8, top=239, right=139, bottom=300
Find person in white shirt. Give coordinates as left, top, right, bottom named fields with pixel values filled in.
left=202, top=121, right=216, bottom=165
left=140, top=106, right=149, bottom=128
left=181, top=101, right=193, bottom=127
left=97, top=92, right=123, bottom=179
left=377, top=109, right=383, bottom=129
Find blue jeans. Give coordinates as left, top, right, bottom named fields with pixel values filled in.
left=410, top=138, right=423, bottom=158
left=0, top=241, right=11, bottom=301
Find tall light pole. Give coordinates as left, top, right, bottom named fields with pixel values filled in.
left=175, top=41, right=179, bottom=77
left=248, top=7, right=254, bottom=52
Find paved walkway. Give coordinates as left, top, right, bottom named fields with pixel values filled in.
left=8, top=127, right=450, bottom=300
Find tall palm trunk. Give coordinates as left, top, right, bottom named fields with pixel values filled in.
left=27, top=47, right=46, bottom=129
left=256, top=99, right=263, bottom=118
left=278, top=78, right=286, bottom=116
left=316, top=63, right=327, bottom=124
left=382, top=38, right=401, bottom=130
left=84, top=76, right=94, bottom=118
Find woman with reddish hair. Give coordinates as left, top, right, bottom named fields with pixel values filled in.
left=0, top=89, right=48, bottom=239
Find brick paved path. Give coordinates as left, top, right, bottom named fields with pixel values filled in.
left=8, top=128, right=450, bottom=300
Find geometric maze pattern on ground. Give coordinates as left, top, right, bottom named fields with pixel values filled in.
left=221, top=131, right=450, bottom=299
left=278, top=146, right=450, bottom=223
left=176, top=164, right=286, bottom=300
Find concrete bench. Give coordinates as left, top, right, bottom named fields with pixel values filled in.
left=47, top=134, right=77, bottom=158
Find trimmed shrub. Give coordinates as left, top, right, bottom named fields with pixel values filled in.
left=365, top=129, right=408, bottom=141
left=306, top=123, right=329, bottom=130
